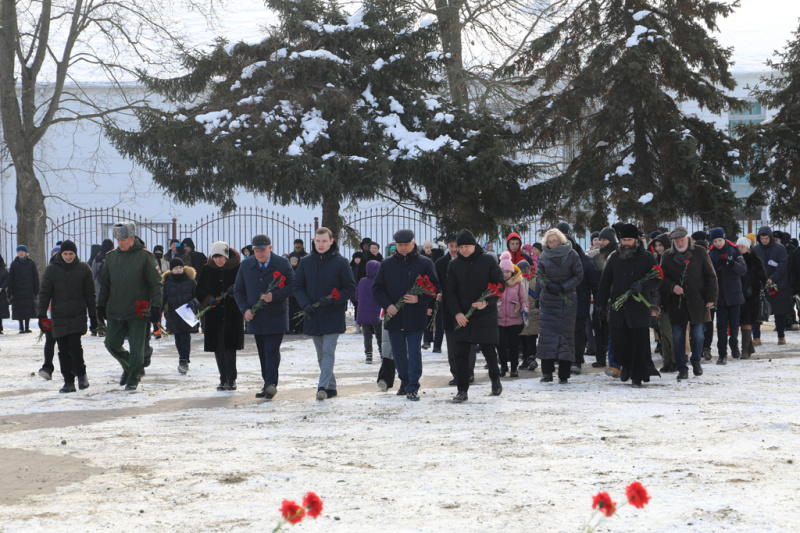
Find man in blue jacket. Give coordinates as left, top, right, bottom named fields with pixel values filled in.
left=372, top=229, right=439, bottom=401
left=293, top=227, right=356, bottom=401
left=234, top=234, right=294, bottom=400
left=707, top=227, right=747, bottom=364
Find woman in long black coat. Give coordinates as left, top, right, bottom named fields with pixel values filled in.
left=0, top=255, right=9, bottom=333
left=737, top=238, right=766, bottom=358
left=444, top=229, right=506, bottom=402
left=752, top=226, right=791, bottom=344
left=196, top=245, right=245, bottom=391
left=8, top=246, right=39, bottom=332
left=536, top=229, right=584, bottom=383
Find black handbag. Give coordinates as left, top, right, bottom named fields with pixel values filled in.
left=756, top=289, right=772, bottom=323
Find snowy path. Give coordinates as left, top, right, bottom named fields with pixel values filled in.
left=0, top=319, right=798, bottom=532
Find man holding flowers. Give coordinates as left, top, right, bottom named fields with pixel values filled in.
left=596, top=223, right=663, bottom=388
left=98, top=222, right=163, bottom=391
left=444, top=229, right=506, bottom=402
left=293, top=227, right=356, bottom=401
left=372, top=229, right=439, bottom=402
left=234, top=234, right=294, bottom=399
left=659, top=226, right=718, bottom=381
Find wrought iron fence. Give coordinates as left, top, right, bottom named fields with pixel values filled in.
left=1, top=206, right=798, bottom=267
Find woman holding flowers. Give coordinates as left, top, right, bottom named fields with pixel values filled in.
left=536, top=228, right=583, bottom=384
left=197, top=241, right=244, bottom=391
left=444, top=229, right=506, bottom=402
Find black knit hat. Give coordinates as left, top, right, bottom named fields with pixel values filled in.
left=60, top=240, right=78, bottom=254
left=456, top=229, right=477, bottom=246
left=598, top=227, right=617, bottom=243
left=170, top=257, right=184, bottom=270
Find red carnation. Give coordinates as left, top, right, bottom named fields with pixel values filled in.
left=281, top=276, right=286, bottom=283
left=331, top=288, right=340, bottom=300
left=653, top=265, right=664, bottom=280
left=721, top=254, right=728, bottom=259
left=684, top=259, right=690, bottom=264
left=302, top=491, right=324, bottom=518
left=625, top=481, right=650, bottom=509
left=280, top=500, right=305, bottom=525
left=273, top=271, right=281, bottom=279
left=279, top=281, right=285, bottom=289
left=592, top=491, right=617, bottom=517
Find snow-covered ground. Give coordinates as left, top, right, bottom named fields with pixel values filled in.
left=0, top=317, right=798, bottom=532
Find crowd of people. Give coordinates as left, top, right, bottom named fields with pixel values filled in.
left=2, top=220, right=798, bottom=402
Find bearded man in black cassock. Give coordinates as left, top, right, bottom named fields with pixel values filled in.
left=596, top=223, right=662, bottom=387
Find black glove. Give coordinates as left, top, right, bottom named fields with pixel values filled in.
left=546, top=282, right=564, bottom=294
left=303, top=304, right=316, bottom=315
left=225, top=285, right=236, bottom=296
left=630, top=281, right=644, bottom=294
left=90, top=315, right=98, bottom=330
left=317, top=296, right=334, bottom=308
left=150, top=306, right=162, bottom=323
left=207, top=297, right=219, bottom=307
left=96, top=306, right=106, bottom=322
left=534, top=298, right=540, bottom=310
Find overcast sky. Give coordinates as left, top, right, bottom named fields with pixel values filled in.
left=201, top=0, right=800, bottom=74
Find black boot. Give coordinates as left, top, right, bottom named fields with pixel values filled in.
left=716, top=355, right=727, bottom=365
left=59, top=382, right=77, bottom=393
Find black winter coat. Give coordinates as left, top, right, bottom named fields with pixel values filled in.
left=8, top=256, right=39, bottom=320
left=537, top=243, right=583, bottom=361
left=707, top=241, right=747, bottom=306
left=196, top=250, right=245, bottom=352
left=753, top=227, right=792, bottom=315
left=660, top=242, right=718, bottom=325
left=162, top=268, right=199, bottom=335
left=740, top=251, right=767, bottom=325
left=573, top=245, right=599, bottom=320
left=0, top=261, right=9, bottom=319
left=435, top=253, right=456, bottom=330
left=373, top=246, right=439, bottom=333
left=292, top=243, right=356, bottom=336
left=36, top=254, right=96, bottom=338
left=445, top=247, right=506, bottom=344
left=597, top=243, right=661, bottom=330
left=790, top=247, right=800, bottom=295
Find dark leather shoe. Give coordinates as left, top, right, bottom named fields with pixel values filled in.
left=692, top=361, right=704, bottom=376
left=227, top=381, right=237, bottom=391
left=591, top=362, right=606, bottom=368
left=59, top=383, right=76, bottom=393
left=540, top=374, right=553, bottom=383
left=448, top=378, right=457, bottom=386
left=677, top=371, right=689, bottom=380
left=255, top=387, right=266, bottom=398
left=491, top=379, right=502, bottom=396
left=620, top=366, right=630, bottom=382
left=119, top=371, right=128, bottom=386
left=77, top=375, right=89, bottom=390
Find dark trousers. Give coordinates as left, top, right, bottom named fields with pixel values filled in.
left=703, top=308, right=715, bottom=351
left=423, top=325, right=433, bottom=345
left=456, top=342, right=498, bottom=393
left=574, top=316, right=588, bottom=365
left=255, top=333, right=284, bottom=386
left=498, top=324, right=523, bottom=371
left=432, top=310, right=444, bottom=351
left=174, top=332, right=191, bottom=362
left=753, top=314, right=786, bottom=339
left=213, top=324, right=237, bottom=383
left=18, top=319, right=30, bottom=331
left=42, top=330, right=57, bottom=373
left=56, top=332, right=85, bottom=383
left=611, top=322, right=656, bottom=382
left=362, top=323, right=383, bottom=355
left=593, top=322, right=609, bottom=365
left=378, top=357, right=396, bottom=388
left=445, top=329, right=475, bottom=379
left=520, top=334, right=538, bottom=358
left=541, top=358, right=571, bottom=381
left=716, top=304, right=740, bottom=356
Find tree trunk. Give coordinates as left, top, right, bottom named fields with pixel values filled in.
left=435, top=0, right=468, bottom=110
left=13, top=152, right=48, bottom=277
left=321, top=194, right=342, bottom=242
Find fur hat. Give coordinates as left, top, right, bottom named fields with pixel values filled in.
left=736, top=237, right=751, bottom=250
left=516, top=260, right=531, bottom=275
left=499, top=251, right=514, bottom=271
left=691, top=230, right=709, bottom=242
left=169, top=257, right=184, bottom=270
left=112, top=221, right=136, bottom=240
left=709, top=227, right=725, bottom=241
left=209, top=241, right=230, bottom=259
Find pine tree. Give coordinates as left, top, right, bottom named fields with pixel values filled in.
left=740, top=22, right=800, bottom=223
left=107, top=0, right=539, bottom=240
left=508, top=0, right=745, bottom=234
